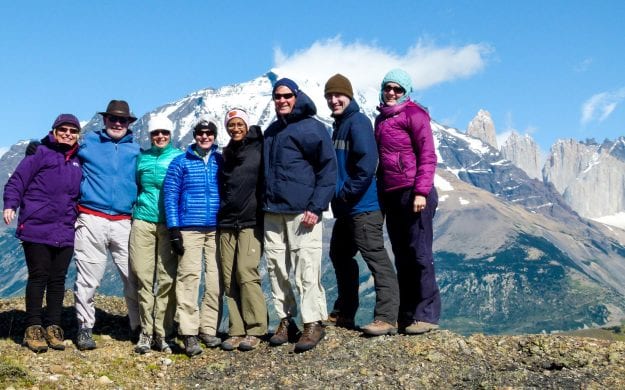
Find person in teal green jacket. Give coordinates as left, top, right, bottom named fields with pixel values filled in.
left=129, top=115, right=183, bottom=354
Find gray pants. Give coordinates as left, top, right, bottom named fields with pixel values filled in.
left=329, top=210, right=399, bottom=324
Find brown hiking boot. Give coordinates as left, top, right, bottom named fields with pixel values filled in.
left=270, top=317, right=299, bottom=346
left=221, top=336, right=245, bottom=351
left=361, top=320, right=398, bottom=336
left=323, top=312, right=355, bottom=329
left=294, top=321, right=325, bottom=353
left=404, top=321, right=439, bottom=335
left=24, top=325, right=48, bottom=353
left=239, top=335, right=261, bottom=351
left=44, top=325, right=66, bottom=350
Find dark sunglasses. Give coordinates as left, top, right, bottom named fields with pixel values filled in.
left=150, top=130, right=171, bottom=136
left=56, top=126, right=80, bottom=135
left=383, top=85, right=405, bottom=94
left=273, top=93, right=295, bottom=100
left=194, top=129, right=215, bottom=137
left=106, top=115, right=130, bottom=124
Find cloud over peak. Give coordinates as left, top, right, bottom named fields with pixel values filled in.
left=272, top=37, right=491, bottom=92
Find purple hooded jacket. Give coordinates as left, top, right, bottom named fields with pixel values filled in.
left=3, top=132, right=82, bottom=247
left=374, top=98, right=437, bottom=196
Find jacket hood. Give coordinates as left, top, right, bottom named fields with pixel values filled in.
left=279, top=91, right=317, bottom=124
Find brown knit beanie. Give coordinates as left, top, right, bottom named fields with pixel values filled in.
left=324, top=73, right=353, bottom=100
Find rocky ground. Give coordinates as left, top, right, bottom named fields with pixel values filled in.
left=1, top=293, right=625, bottom=389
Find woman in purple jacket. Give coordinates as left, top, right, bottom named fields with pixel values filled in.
left=3, top=114, right=82, bottom=352
left=374, top=69, right=440, bottom=335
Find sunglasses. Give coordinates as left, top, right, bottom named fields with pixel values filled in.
left=150, top=130, right=171, bottom=136
left=383, top=85, right=405, bottom=94
left=194, top=129, right=215, bottom=137
left=56, top=126, right=80, bottom=135
left=273, top=93, right=295, bottom=100
left=106, top=115, right=130, bottom=124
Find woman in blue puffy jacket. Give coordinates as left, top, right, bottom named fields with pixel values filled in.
left=163, top=117, right=223, bottom=357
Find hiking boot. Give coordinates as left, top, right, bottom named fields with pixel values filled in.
left=294, top=321, right=325, bottom=353
left=361, top=320, right=398, bottom=336
left=134, top=332, right=152, bottom=354
left=270, top=317, right=299, bottom=346
left=322, top=311, right=339, bottom=326
left=221, top=336, right=244, bottom=351
left=153, top=335, right=172, bottom=353
left=183, top=335, right=203, bottom=357
left=238, top=335, right=261, bottom=351
left=198, top=333, right=221, bottom=348
left=404, top=321, right=439, bottom=335
left=76, top=328, right=96, bottom=351
left=335, top=316, right=356, bottom=329
left=23, top=325, right=48, bottom=353
left=324, top=311, right=355, bottom=329
left=44, top=325, right=66, bottom=350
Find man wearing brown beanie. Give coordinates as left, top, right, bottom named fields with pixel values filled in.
left=324, top=74, right=400, bottom=336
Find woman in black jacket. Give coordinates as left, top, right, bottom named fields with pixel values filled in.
left=217, top=108, right=267, bottom=351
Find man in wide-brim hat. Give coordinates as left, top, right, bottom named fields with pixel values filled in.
left=98, top=100, right=138, bottom=122
left=73, top=99, right=141, bottom=351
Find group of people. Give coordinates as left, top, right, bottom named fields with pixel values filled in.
left=3, top=68, right=441, bottom=357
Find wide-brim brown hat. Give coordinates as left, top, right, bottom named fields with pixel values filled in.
left=98, top=99, right=137, bottom=123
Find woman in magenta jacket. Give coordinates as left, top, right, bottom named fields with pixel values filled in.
left=374, top=68, right=440, bottom=335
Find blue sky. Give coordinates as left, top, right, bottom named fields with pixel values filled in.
left=1, top=1, right=624, bottom=156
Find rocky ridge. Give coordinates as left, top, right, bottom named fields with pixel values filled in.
left=500, top=131, right=542, bottom=180
left=543, top=137, right=625, bottom=219
left=1, top=294, right=625, bottom=389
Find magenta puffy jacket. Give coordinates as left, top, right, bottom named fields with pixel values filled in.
left=374, top=98, right=437, bottom=196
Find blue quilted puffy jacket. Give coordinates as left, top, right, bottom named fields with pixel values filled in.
left=163, top=144, right=222, bottom=229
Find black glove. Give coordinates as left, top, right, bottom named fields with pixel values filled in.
left=169, top=228, right=185, bottom=256
left=25, top=140, right=41, bottom=156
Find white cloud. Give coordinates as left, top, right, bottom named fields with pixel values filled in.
left=581, top=88, right=625, bottom=124
left=271, top=37, right=491, bottom=92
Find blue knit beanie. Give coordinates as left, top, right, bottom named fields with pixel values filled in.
left=273, top=78, right=300, bottom=96
left=380, top=68, right=412, bottom=104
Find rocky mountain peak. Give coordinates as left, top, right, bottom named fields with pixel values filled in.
left=500, top=131, right=542, bottom=180
left=544, top=138, right=625, bottom=219
left=466, top=109, right=497, bottom=148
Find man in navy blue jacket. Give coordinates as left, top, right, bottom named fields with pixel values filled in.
left=324, top=74, right=399, bottom=336
left=263, top=78, right=337, bottom=353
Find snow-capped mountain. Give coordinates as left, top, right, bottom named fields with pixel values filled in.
left=463, top=110, right=624, bottom=228
left=2, top=72, right=625, bottom=335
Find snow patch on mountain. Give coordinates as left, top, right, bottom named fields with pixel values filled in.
left=593, top=212, right=625, bottom=230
